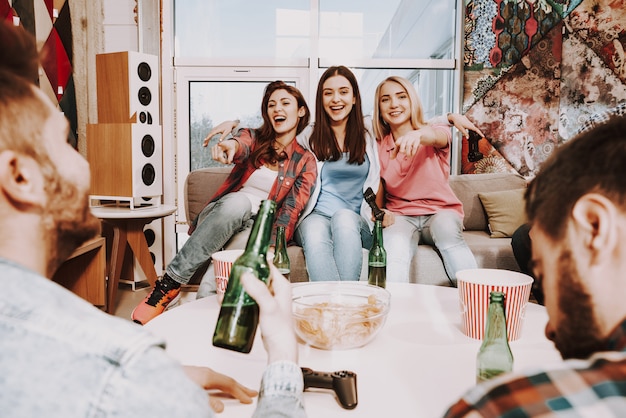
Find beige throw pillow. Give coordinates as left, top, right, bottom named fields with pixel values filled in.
left=477, top=188, right=527, bottom=238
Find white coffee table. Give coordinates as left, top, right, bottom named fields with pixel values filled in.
left=145, top=283, right=563, bottom=418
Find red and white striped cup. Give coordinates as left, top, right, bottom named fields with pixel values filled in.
left=212, top=249, right=244, bottom=295
left=457, top=268, right=534, bottom=341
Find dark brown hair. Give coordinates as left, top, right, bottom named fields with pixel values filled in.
left=526, top=115, right=626, bottom=239
left=249, top=80, right=310, bottom=168
left=0, top=20, right=40, bottom=84
left=310, top=66, right=366, bottom=164
left=0, top=69, right=50, bottom=163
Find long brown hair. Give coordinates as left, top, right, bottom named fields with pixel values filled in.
left=310, top=66, right=366, bottom=164
left=249, top=80, right=310, bottom=168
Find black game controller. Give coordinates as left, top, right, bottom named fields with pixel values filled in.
left=467, top=130, right=484, bottom=162
left=301, top=367, right=358, bottom=409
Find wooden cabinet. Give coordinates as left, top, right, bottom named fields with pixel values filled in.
left=52, top=237, right=106, bottom=309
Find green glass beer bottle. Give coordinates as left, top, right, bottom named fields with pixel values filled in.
left=368, top=220, right=387, bottom=288
left=212, top=199, right=276, bottom=353
left=476, top=291, right=514, bottom=383
left=273, top=225, right=290, bottom=280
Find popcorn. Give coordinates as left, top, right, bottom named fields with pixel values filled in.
left=294, top=295, right=386, bottom=350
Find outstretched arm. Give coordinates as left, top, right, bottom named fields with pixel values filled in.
left=393, top=124, right=450, bottom=159
left=428, top=113, right=484, bottom=138
left=203, top=119, right=240, bottom=147
left=242, top=266, right=307, bottom=418
left=211, top=139, right=239, bottom=164
left=242, top=265, right=298, bottom=365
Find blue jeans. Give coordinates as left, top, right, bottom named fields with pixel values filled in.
left=167, top=193, right=254, bottom=285
left=384, top=210, right=477, bottom=285
left=294, top=209, right=372, bottom=281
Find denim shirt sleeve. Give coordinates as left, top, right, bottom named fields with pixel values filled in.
left=252, top=361, right=307, bottom=418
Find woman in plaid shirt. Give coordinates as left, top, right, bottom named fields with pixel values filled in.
left=132, top=81, right=317, bottom=325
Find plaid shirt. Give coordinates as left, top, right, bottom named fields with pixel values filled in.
left=444, top=319, right=626, bottom=417
left=198, top=129, right=317, bottom=245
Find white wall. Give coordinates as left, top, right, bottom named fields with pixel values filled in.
left=102, top=0, right=139, bottom=52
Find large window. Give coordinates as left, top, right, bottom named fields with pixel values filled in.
left=169, top=0, right=461, bottom=241
left=188, top=79, right=299, bottom=171
left=318, top=0, right=456, bottom=61
left=174, top=0, right=311, bottom=59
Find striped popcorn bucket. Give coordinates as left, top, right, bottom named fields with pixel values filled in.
left=457, top=269, right=534, bottom=341
left=212, top=249, right=244, bottom=295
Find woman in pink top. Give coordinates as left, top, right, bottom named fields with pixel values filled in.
left=372, top=76, right=477, bottom=285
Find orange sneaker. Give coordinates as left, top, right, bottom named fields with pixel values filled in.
left=131, top=275, right=181, bottom=325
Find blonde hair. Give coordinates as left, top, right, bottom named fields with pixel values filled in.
left=373, top=76, right=425, bottom=141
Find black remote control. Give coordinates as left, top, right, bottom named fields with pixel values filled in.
left=301, top=367, right=358, bottom=409
left=363, top=187, right=385, bottom=221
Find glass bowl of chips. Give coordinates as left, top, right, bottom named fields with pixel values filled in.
left=291, top=281, right=391, bottom=350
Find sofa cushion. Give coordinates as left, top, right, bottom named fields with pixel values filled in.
left=184, top=167, right=232, bottom=222
left=478, top=188, right=528, bottom=238
left=450, top=173, right=527, bottom=231
left=462, top=231, right=519, bottom=271
left=410, top=245, right=451, bottom=286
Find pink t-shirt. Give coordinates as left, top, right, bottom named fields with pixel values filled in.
left=377, top=125, right=463, bottom=219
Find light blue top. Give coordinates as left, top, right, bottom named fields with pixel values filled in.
left=296, top=116, right=381, bottom=230
left=314, top=152, right=370, bottom=217
left=0, top=258, right=305, bottom=418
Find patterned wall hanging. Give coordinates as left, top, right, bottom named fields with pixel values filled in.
left=558, top=1, right=626, bottom=139
left=461, top=0, right=626, bottom=178
left=1, top=0, right=77, bottom=148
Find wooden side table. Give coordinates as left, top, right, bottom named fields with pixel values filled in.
left=91, top=205, right=177, bottom=314
left=53, top=236, right=106, bottom=308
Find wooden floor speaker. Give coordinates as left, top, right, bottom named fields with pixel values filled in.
left=96, top=51, right=160, bottom=125
left=87, top=123, right=162, bottom=201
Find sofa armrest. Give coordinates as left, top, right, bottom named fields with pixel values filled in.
left=184, top=167, right=232, bottom=222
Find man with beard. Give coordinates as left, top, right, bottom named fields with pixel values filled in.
left=0, top=21, right=305, bottom=417
left=445, top=115, right=626, bottom=416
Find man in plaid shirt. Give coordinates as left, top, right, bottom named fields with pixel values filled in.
left=446, top=115, right=626, bottom=417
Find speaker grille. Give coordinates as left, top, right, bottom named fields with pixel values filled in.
left=141, top=134, right=155, bottom=157
left=137, top=62, right=152, bottom=82
left=144, top=227, right=156, bottom=246
left=138, top=86, right=152, bottom=106
left=143, top=225, right=157, bottom=265
left=139, top=112, right=154, bottom=124
left=142, top=163, right=156, bottom=186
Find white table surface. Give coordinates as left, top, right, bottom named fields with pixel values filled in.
left=144, top=283, right=564, bottom=418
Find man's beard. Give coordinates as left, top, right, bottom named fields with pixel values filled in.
left=552, top=249, right=606, bottom=360
left=41, top=170, right=101, bottom=278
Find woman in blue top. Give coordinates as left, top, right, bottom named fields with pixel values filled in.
left=293, top=66, right=380, bottom=281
